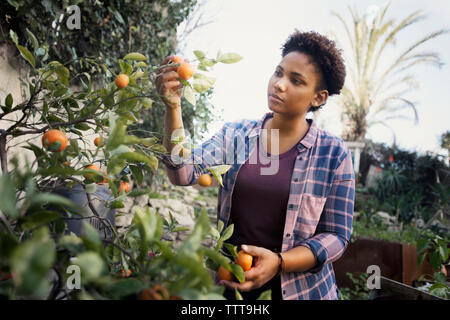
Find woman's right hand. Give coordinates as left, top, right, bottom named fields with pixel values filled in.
left=155, top=55, right=184, bottom=109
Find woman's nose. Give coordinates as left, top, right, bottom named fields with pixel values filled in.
left=274, top=79, right=286, bottom=92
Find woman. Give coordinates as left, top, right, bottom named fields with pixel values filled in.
left=156, top=30, right=355, bottom=300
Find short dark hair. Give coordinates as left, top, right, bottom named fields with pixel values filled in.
left=281, top=30, right=346, bottom=112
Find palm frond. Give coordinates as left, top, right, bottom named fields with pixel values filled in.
left=370, top=10, right=426, bottom=77
left=331, top=10, right=355, bottom=53
left=377, top=29, right=450, bottom=86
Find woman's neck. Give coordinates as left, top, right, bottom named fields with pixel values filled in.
left=266, top=114, right=310, bottom=140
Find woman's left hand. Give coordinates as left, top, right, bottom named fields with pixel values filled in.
left=219, top=245, right=280, bottom=292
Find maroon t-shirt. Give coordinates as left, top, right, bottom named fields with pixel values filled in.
left=226, top=117, right=300, bottom=300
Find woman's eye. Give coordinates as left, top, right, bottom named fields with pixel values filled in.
left=274, top=70, right=282, bottom=76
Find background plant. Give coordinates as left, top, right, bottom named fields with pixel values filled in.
left=333, top=1, right=449, bottom=141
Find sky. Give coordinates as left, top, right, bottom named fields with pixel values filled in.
left=177, top=0, right=450, bottom=156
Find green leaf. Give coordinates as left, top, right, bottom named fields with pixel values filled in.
left=81, top=221, right=102, bottom=252
left=221, top=223, right=234, bottom=242
left=9, top=29, right=18, bottom=45
left=133, top=207, right=162, bottom=246
left=235, top=288, right=244, bottom=300
left=203, top=247, right=232, bottom=267
left=207, top=165, right=231, bottom=187
left=57, top=234, right=84, bottom=253
left=257, top=289, right=272, bottom=300
left=193, top=73, right=216, bottom=93
left=141, top=97, right=153, bottom=109
left=26, top=28, right=39, bottom=52
left=223, top=243, right=238, bottom=259
left=129, top=165, right=143, bottom=186
left=75, top=252, right=105, bottom=282
left=179, top=225, right=202, bottom=257
left=74, top=122, right=91, bottom=131
left=193, top=50, right=206, bottom=60
left=230, top=263, right=245, bottom=283
left=118, top=152, right=158, bottom=171
left=135, top=61, right=147, bottom=68
left=10, top=227, right=55, bottom=296
left=118, top=59, right=133, bottom=75
left=5, top=93, right=13, bottom=109
left=29, top=193, right=77, bottom=209
left=217, top=220, right=224, bottom=234
left=21, top=211, right=61, bottom=230
left=172, top=226, right=191, bottom=232
left=183, top=85, right=196, bottom=107
left=428, top=251, right=441, bottom=270
left=17, top=44, right=35, bottom=69
left=439, top=244, right=448, bottom=261
left=106, top=119, right=126, bottom=151
left=123, top=52, right=147, bottom=61
left=85, top=183, right=97, bottom=194
left=217, top=52, right=243, bottom=64
left=0, top=174, right=18, bottom=218
left=122, top=135, right=141, bottom=145
left=107, top=156, right=127, bottom=175
left=106, top=279, right=146, bottom=299
left=433, top=271, right=447, bottom=283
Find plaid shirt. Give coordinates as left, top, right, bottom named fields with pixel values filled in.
left=161, top=111, right=355, bottom=300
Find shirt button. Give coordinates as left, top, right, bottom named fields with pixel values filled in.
left=283, top=290, right=286, bottom=295
left=286, top=233, right=291, bottom=238
left=288, top=204, right=293, bottom=209
left=293, top=178, right=298, bottom=182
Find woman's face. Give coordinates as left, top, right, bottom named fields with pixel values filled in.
left=267, top=51, right=328, bottom=117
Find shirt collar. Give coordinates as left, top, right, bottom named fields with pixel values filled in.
left=249, top=111, right=318, bottom=150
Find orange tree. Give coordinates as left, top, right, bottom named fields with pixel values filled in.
left=0, top=30, right=254, bottom=300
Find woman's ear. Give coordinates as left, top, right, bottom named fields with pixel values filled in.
left=312, top=89, right=328, bottom=108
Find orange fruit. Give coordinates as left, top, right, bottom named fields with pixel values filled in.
left=42, top=129, right=68, bottom=152
left=118, top=181, right=131, bottom=193
left=63, top=161, right=71, bottom=166
left=177, top=63, right=194, bottom=81
left=94, top=137, right=104, bottom=147
left=115, top=74, right=129, bottom=89
left=172, top=56, right=184, bottom=64
left=217, top=265, right=235, bottom=281
left=84, top=164, right=101, bottom=180
left=235, top=250, right=253, bottom=271
left=139, top=284, right=169, bottom=300
left=198, top=173, right=212, bottom=187
left=119, top=268, right=131, bottom=278
left=139, top=288, right=162, bottom=300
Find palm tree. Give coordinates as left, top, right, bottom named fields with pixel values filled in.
left=332, top=2, right=449, bottom=142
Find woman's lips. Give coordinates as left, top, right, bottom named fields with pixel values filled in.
left=269, top=94, right=284, bottom=103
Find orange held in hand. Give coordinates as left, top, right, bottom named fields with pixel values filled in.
left=42, top=129, right=68, bottom=152
left=172, top=56, right=194, bottom=80
left=217, top=265, right=235, bottom=281
left=115, top=74, right=129, bottom=89
left=235, top=250, right=253, bottom=271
